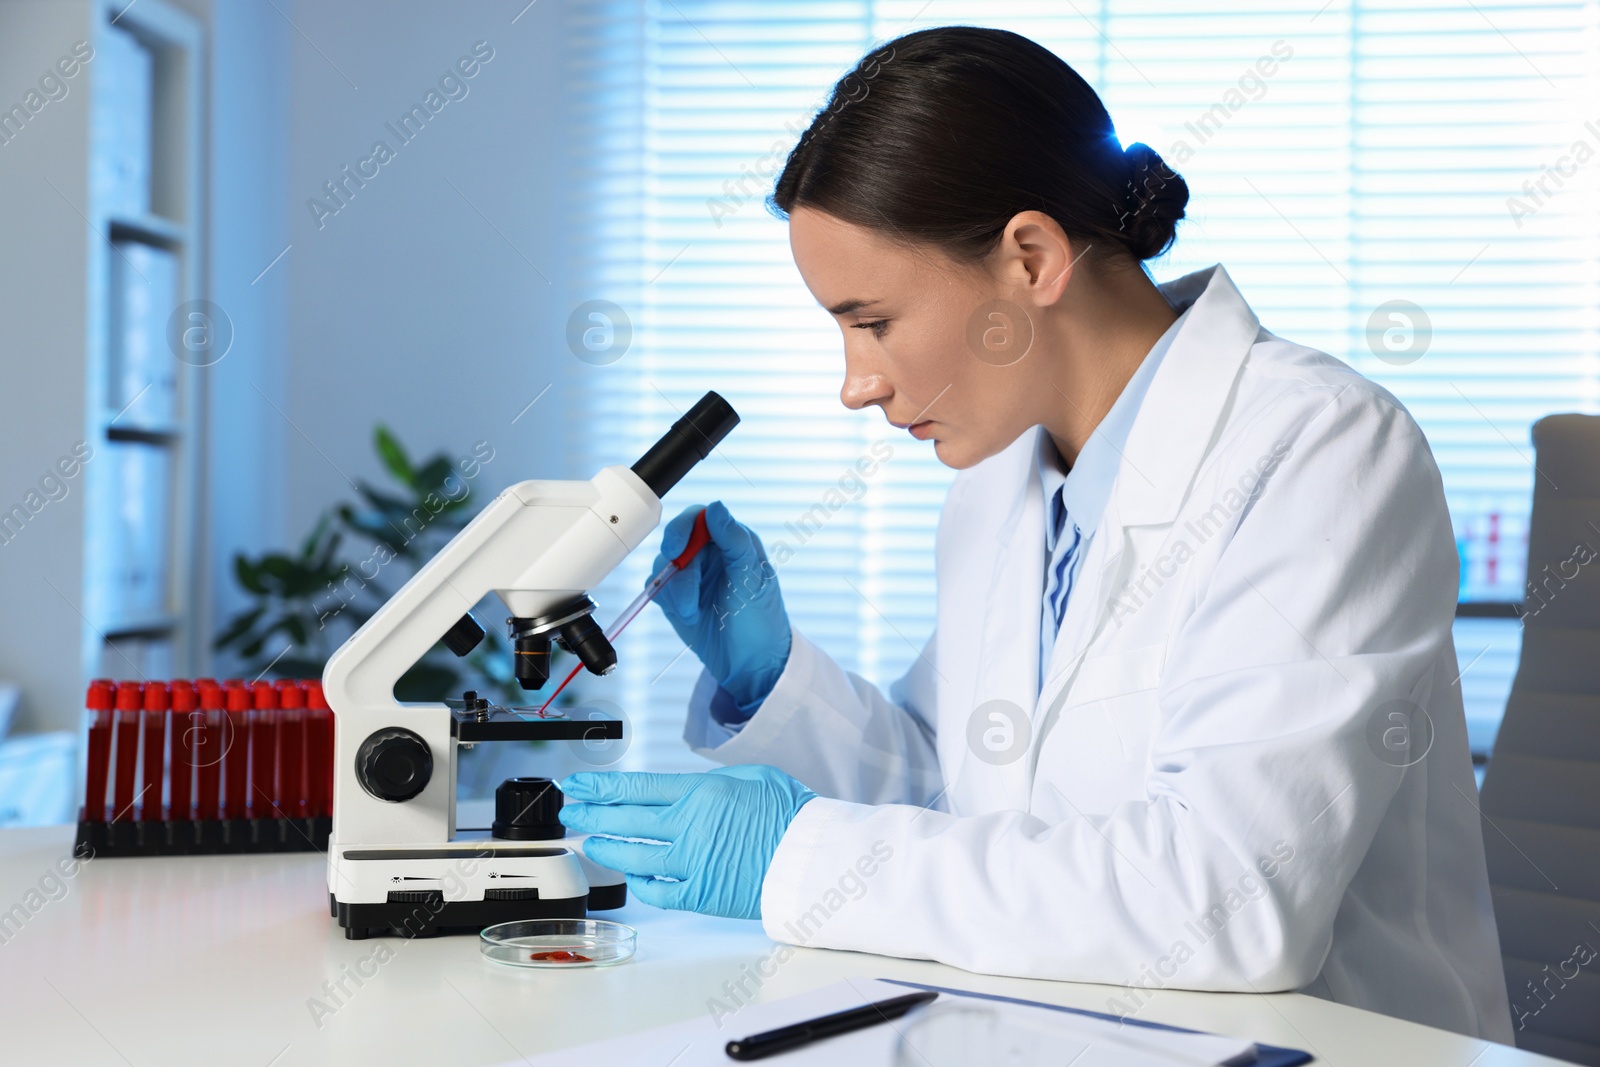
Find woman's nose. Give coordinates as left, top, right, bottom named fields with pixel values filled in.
left=839, top=350, right=892, bottom=411
left=840, top=370, right=893, bottom=411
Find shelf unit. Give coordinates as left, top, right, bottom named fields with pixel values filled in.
left=80, top=0, right=204, bottom=682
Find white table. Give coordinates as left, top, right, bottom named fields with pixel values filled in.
left=0, top=824, right=1562, bottom=1066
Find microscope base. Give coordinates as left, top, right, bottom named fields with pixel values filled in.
left=334, top=891, right=608, bottom=940
left=333, top=885, right=626, bottom=939
left=327, top=840, right=627, bottom=939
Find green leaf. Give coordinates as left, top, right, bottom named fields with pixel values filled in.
left=374, top=425, right=414, bottom=488
left=355, top=481, right=413, bottom=516
left=337, top=506, right=409, bottom=554
left=259, top=555, right=303, bottom=585
left=298, top=513, right=332, bottom=559
left=278, top=560, right=335, bottom=600
left=234, top=555, right=268, bottom=595
left=220, top=421, right=496, bottom=684
left=413, top=457, right=454, bottom=495
left=313, top=530, right=344, bottom=573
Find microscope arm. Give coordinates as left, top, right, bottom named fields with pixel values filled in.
left=323, top=392, right=739, bottom=848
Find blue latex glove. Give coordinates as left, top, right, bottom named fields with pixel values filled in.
left=558, top=765, right=817, bottom=919
left=655, top=501, right=791, bottom=717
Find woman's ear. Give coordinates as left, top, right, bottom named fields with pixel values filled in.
left=997, top=210, right=1078, bottom=309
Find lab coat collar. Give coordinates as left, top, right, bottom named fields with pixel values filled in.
left=968, top=264, right=1262, bottom=783
left=990, top=265, right=1249, bottom=539
left=1115, top=264, right=1261, bottom=526
left=1034, top=265, right=1257, bottom=695
left=1038, top=301, right=1193, bottom=554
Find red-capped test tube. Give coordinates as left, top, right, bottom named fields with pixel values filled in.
left=112, top=682, right=142, bottom=822
left=223, top=681, right=251, bottom=820
left=84, top=680, right=114, bottom=822
left=169, top=681, right=197, bottom=820
left=140, top=682, right=169, bottom=820
left=305, top=680, right=331, bottom=819
left=276, top=680, right=307, bottom=819
left=197, top=680, right=224, bottom=820
left=250, top=681, right=280, bottom=817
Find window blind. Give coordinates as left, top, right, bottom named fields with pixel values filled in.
left=564, top=0, right=1600, bottom=768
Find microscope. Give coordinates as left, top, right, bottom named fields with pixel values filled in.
left=323, top=392, right=739, bottom=939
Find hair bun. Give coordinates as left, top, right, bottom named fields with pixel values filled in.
left=1117, top=142, right=1188, bottom=260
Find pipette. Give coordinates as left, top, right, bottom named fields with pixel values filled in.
left=533, top=507, right=711, bottom=716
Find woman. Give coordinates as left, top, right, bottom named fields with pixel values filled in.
left=559, top=25, right=1513, bottom=1042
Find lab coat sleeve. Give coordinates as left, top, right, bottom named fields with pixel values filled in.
left=682, top=621, right=945, bottom=806
left=757, top=385, right=1453, bottom=992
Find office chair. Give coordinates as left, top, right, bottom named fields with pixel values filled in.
left=1478, top=413, right=1600, bottom=1064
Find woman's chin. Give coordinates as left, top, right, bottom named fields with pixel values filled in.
left=930, top=430, right=1016, bottom=471
left=930, top=436, right=976, bottom=470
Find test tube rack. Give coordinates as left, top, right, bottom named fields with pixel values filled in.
left=74, top=678, right=334, bottom=857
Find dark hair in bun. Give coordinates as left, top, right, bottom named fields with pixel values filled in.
left=770, top=25, right=1188, bottom=265
left=1117, top=142, right=1188, bottom=260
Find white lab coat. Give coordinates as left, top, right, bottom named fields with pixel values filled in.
left=684, top=264, right=1514, bottom=1042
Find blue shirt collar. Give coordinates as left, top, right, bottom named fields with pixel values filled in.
left=1039, top=304, right=1192, bottom=551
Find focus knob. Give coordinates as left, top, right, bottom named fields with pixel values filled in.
left=355, top=728, right=433, bottom=802
left=492, top=777, right=565, bottom=840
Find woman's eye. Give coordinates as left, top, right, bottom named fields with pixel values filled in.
left=853, top=319, right=889, bottom=337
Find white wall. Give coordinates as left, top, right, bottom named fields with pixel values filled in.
left=202, top=0, right=291, bottom=674
left=0, top=0, right=574, bottom=732
left=0, top=0, right=95, bottom=734
left=279, top=0, right=575, bottom=549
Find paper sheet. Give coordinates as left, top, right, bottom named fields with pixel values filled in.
left=516, top=977, right=1258, bottom=1066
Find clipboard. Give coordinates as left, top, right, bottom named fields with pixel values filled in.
left=880, top=978, right=1314, bottom=1067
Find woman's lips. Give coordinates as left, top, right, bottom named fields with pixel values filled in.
left=887, top=414, right=936, bottom=438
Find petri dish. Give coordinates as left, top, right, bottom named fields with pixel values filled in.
left=479, top=918, right=636, bottom=968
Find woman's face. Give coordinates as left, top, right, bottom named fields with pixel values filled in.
left=788, top=204, right=1065, bottom=470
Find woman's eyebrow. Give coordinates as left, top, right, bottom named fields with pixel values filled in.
left=825, top=297, right=881, bottom=315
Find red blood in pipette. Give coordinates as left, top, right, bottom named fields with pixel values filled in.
left=671, top=508, right=712, bottom=570
left=534, top=508, right=712, bottom=716
left=537, top=666, right=584, bottom=718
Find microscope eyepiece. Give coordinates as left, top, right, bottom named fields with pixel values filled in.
left=631, top=391, right=739, bottom=498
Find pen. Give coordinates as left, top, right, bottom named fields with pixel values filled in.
left=725, top=989, right=939, bottom=1061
